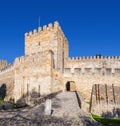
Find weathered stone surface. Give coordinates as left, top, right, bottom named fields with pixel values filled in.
left=16, top=100, right=27, bottom=108
left=0, top=102, right=14, bottom=110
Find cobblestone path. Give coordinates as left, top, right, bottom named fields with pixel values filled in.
left=52, top=92, right=89, bottom=118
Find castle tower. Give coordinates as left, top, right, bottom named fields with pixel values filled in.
left=25, top=21, right=69, bottom=72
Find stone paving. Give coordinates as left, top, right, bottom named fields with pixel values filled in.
left=0, top=92, right=104, bottom=126
left=52, top=92, right=89, bottom=118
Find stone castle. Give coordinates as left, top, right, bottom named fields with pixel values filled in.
left=0, top=21, right=120, bottom=102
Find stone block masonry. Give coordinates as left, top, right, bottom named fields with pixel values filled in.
left=0, top=62, right=14, bottom=101
left=14, top=50, right=54, bottom=102
left=90, top=84, right=120, bottom=117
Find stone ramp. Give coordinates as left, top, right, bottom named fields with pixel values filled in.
left=52, top=92, right=89, bottom=118
left=51, top=92, right=104, bottom=126
left=0, top=92, right=104, bottom=126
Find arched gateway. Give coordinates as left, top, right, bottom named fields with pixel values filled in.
left=66, top=81, right=76, bottom=91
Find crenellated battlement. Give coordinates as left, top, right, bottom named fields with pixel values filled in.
left=0, top=62, right=14, bottom=75
left=15, top=52, right=43, bottom=63
left=0, top=60, right=8, bottom=70
left=0, top=60, right=7, bottom=64
left=25, top=21, right=68, bottom=46
left=25, top=21, right=60, bottom=38
left=15, top=50, right=54, bottom=65
left=68, top=56, right=120, bottom=61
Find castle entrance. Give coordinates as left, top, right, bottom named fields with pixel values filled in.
left=66, top=81, right=76, bottom=91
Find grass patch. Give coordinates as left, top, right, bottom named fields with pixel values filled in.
left=91, top=113, right=120, bottom=126
left=0, top=98, right=4, bottom=103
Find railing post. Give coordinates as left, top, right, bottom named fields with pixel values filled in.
left=112, top=84, right=116, bottom=104
left=105, top=84, right=108, bottom=104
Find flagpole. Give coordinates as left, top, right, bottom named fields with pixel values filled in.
left=38, top=16, right=40, bottom=27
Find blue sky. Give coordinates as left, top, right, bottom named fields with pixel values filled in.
left=0, top=0, right=120, bottom=63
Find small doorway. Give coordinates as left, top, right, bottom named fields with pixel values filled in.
left=66, top=82, right=70, bottom=91
left=66, top=81, right=76, bottom=91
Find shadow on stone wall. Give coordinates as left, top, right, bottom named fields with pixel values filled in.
left=101, top=107, right=120, bottom=118
left=0, top=84, right=6, bottom=100
left=15, top=90, right=62, bottom=107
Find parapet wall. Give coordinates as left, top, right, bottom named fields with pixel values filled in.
left=15, top=51, right=54, bottom=66
left=25, top=21, right=67, bottom=42
left=64, top=56, right=120, bottom=76
left=0, top=60, right=8, bottom=70
left=0, top=63, right=14, bottom=75
left=68, top=56, right=120, bottom=61
left=15, top=52, right=43, bottom=64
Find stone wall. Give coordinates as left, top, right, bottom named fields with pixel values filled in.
left=90, top=84, right=120, bottom=117
left=52, top=69, right=63, bottom=92
left=63, top=56, right=120, bottom=101
left=0, top=63, right=15, bottom=100
left=14, top=50, right=54, bottom=101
